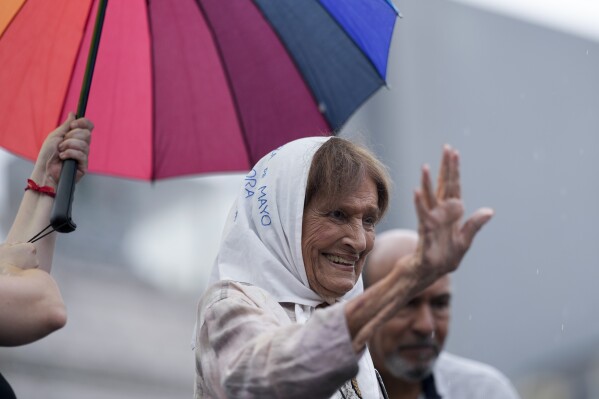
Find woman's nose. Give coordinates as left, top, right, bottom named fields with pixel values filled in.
left=342, top=222, right=367, bottom=253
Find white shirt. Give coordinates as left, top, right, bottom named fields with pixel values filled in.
left=420, top=352, right=520, bottom=399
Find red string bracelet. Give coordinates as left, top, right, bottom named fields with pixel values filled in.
left=25, top=179, right=56, bottom=198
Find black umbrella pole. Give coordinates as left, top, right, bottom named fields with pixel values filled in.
left=51, top=159, right=78, bottom=232
left=50, top=0, right=108, bottom=233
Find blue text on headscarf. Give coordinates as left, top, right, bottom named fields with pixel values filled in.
left=245, top=169, right=257, bottom=198
left=257, top=185, right=271, bottom=226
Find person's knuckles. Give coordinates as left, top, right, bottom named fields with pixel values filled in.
left=444, top=198, right=464, bottom=215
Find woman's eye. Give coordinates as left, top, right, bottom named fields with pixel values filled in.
left=329, top=210, right=345, bottom=220
left=364, top=217, right=376, bottom=227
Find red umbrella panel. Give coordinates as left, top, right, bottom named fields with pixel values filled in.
left=0, top=0, right=397, bottom=180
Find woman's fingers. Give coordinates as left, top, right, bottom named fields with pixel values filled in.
left=57, top=118, right=92, bottom=180
left=436, top=145, right=449, bottom=200
left=421, top=164, right=436, bottom=209
left=433, top=145, right=462, bottom=201
left=446, top=148, right=461, bottom=199
left=45, top=113, right=76, bottom=142
left=59, top=134, right=90, bottom=158
left=58, top=119, right=92, bottom=162
left=69, top=117, right=94, bottom=133
left=459, top=207, right=494, bottom=248
left=63, top=123, right=92, bottom=145
left=414, top=189, right=432, bottom=229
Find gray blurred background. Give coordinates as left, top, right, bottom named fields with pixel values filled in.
left=1, top=0, right=598, bottom=398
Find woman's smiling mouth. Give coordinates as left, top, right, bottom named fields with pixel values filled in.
left=324, top=254, right=357, bottom=270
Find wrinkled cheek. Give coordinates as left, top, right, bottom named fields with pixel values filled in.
left=354, top=262, right=365, bottom=281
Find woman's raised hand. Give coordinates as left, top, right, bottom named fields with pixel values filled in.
left=413, top=145, right=493, bottom=280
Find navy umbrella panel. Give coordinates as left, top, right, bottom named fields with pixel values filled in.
left=255, top=0, right=398, bottom=130
left=319, top=0, right=398, bottom=78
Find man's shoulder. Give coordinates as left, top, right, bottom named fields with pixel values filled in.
left=434, top=352, right=520, bottom=398
left=436, top=352, right=507, bottom=379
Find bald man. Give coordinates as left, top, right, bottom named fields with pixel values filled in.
left=364, top=229, right=520, bottom=399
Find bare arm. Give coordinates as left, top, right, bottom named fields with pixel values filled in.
left=0, top=115, right=92, bottom=345
left=0, top=243, right=66, bottom=346
left=6, top=114, right=93, bottom=272
left=345, top=146, right=494, bottom=351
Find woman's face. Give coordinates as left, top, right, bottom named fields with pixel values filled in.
left=302, top=175, right=379, bottom=303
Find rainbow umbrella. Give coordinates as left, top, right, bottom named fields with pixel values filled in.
left=0, top=0, right=398, bottom=231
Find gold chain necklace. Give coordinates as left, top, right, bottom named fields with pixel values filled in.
left=351, top=377, right=363, bottom=398
left=339, top=377, right=363, bottom=398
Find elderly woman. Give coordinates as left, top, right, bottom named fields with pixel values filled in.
left=194, top=136, right=492, bottom=398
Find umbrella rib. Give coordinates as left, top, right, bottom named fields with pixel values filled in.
left=145, top=0, right=157, bottom=180
left=0, top=0, right=27, bottom=41
left=194, top=0, right=253, bottom=165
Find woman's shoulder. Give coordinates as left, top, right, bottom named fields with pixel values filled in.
left=200, top=280, right=286, bottom=315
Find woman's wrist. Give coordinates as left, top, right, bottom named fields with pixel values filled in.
left=400, top=253, right=443, bottom=296
left=29, top=165, right=57, bottom=190
left=346, top=265, right=421, bottom=351
left=25, top=179, right=56, bottom=198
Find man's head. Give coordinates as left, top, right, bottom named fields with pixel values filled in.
left=364, top=229, right=451, bottom=382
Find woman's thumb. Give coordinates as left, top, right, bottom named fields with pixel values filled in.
left=48, top=112, right=76, bottom=139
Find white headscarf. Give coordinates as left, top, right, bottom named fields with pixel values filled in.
left=209, top=136, right=365, bottom=307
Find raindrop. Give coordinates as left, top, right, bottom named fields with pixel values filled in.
left=587, top=49, right=590, bottom=56
left=536, top=268, right=540, bottom=275
left=561, top=323, right=565, bottom=332
left=318, top=102, right=327, bottom=113
left=468, top=314, right=472, bottom=321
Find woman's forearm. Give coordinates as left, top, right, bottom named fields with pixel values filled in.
left=7, top=164, right=58, bottom=272
left=345, top=254, right=436, bottom=353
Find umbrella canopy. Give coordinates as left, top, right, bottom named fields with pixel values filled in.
left=0, top=0, right=397, bottom=180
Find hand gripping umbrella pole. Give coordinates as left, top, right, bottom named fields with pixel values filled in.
left=29, top=0, right=108, bottom=243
